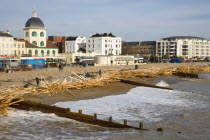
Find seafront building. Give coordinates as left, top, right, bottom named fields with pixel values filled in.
left=65, top=37, right=86, bottom=53
left=0, top=31, right=15, bottom=56
left=86, top=33, right=122, bottom=55
left=156, top=36, right=210, bottom=60
left=1, top=10, right=65, bottom=62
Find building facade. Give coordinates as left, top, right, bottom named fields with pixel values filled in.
left=48, top=36, right=68, bottom=53
left=65, top=37, right=86, bottom=53
left=95, top=55, right=134, bottom=66
left=14, top=39, right=26, bottom=56
left=156, top=36, right=210, bottom=60
left=24, top=11, right=47, bottom=47
left=86, top=33, right=122, bottom=55
left=0, top=31, right=14, bottom=56
left=22, top=11, right=60, bottom=58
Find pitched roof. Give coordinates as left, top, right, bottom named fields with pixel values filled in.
left=20, top=40, right=58, bottom=48
left=46, top=41, right=58, bottom=48
left=23, top=40, right=38, bottom=48
left=91, top=33, right=116, bottom=38
left=66, top=36, right=78, bottom=41
left=0, top=32, right=13, bottom=37
left=162, top=36, right=205, bottom=40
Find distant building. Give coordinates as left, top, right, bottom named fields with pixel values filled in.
left=0, top=31, right=14, bottom=56
left=156, top=36, right=210, bottom=60
left=122, top=41, right=156, bottom=61
left=48, top=36, right=68, bottom=53
left=86, top=33, right=122, bottom=55
left=22, top=11, right=61, bottom=59
left=65, top=37, right=86, bottom=53
left=14, top=39, right=26, bottom=56
left=95, top=55, right=134, bottom=66
left=127, top=41, right=140, bottom=46
left=126, top=41, right=156, bottom=46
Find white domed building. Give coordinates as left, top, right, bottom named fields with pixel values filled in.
left=24, top=11, right=46, bottom=47
left=21, top=11, right=63, bottom=60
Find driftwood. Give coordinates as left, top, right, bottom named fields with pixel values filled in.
left=1, top=66, right=210, bottom=116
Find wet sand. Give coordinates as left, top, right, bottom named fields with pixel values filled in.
left=23, top=81, right=139, bottom=105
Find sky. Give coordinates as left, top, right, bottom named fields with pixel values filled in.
left=0, top=0, right=210, bottom=41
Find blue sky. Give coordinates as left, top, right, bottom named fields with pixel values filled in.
left=0, top=0, right=210, bottom=41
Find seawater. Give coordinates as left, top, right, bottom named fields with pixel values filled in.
left=0, top=79, right=210, bottom=140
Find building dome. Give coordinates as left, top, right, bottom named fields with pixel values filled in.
left=25, top=11, right=45, bottom=28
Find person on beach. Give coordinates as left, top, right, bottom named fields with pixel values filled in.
left=98, top=69, right=103, bottom=76
left=35, top=77, right=41, bottom=87
left=58, top=63, right=63, bottom=72
left=5, top=64, right=11, bottom=73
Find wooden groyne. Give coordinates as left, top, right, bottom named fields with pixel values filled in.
left=10, top=99, right=148, bottom=131
left=173, top=72, right=198, bottom=78
left=120, top=79, right=173, bottom=90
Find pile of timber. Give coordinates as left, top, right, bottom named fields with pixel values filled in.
left=1, top=66, right=210, bottom=116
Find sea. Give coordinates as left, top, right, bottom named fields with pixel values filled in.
left=0, top=76, right=210, bottom=140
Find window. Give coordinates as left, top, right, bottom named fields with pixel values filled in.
left=41, top=50, right=44, bottom=56
left=40, top=41, right=44, bottom=46
left=35, top=50, right=38, bottom=55
left=32, top=41, right=37, bottom=45
left=105, top=50, right=107, bottom=54
left=53, top=50, right=56, bottom=56
left=32, top=31, right=37, bottom=37
left=25, top=32, right=29, bottom=37
left=28, top=50, right=32, bottom=54
left=47, top=50, right=50, bottom=55
left=105, top=44, right=107, bottom=47
left=40, top=32, right=44, bottom=37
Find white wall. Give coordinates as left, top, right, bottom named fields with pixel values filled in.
left=0, top=36, right=14, bottom=56
left=86, top=36, right=122, bottom=55
left=156, top=38, right=210, bottom=59
left=65, top=37, right=86, bottom=53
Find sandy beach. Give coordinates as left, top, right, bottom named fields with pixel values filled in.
left=1, top=62, right=209, bottom=105
left=0, top=62, right=209, bottom=89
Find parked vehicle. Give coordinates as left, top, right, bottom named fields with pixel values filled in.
left=21, top=59, right=45, bottom=69
left=169, top=58, right=181, bottom=63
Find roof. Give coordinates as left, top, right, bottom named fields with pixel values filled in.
left=22, top=40, right=58, bottom=48
left=115, top=57, right=134, bottom=61
left=46, top=41, right=58, bottom=48
left=162, top=36, right=205, bottom=40
left=91, top=33, right=116, bottom=38
left=25, top=17, right=45, bottom=28
left=66, top=37, right=78, bottom=41
left=0, top=32, right=13, bottom=37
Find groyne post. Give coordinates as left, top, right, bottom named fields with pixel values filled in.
left=66, top=108, right=71, bottom=113
left=94, top=113, right=97, bottom=119
left=109, top=116, right=113, bottom=122
left=124, top=119, right=127, bottom=125
left=139, top=122, right=143, bottom=129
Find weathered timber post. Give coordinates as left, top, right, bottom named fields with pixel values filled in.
left=66, top=108, right=71, bottom=113
left=139, top=122, right=143, bottom=129
left=94, top=113, right=97, bottom=119
left=109, top=116, right=112, bottom=122
left=124, top=119, right=127, bottom=125
left=79, top=110, right=82, bottom=114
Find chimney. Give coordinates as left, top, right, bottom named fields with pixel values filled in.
left=6, top=30, right=10, bottom=34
